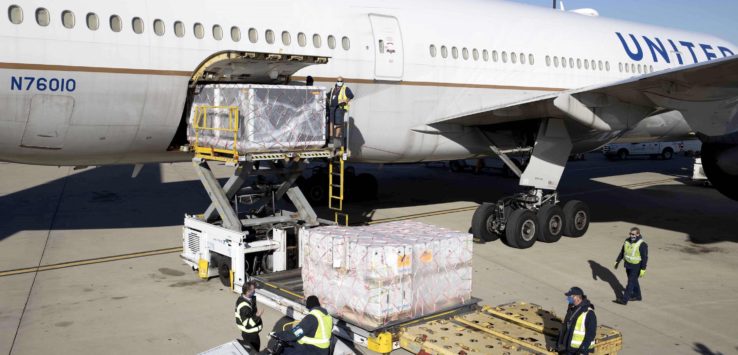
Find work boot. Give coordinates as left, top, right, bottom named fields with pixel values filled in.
left=629, top=296, right=642, bottom=301
left=612, top=298, right=627, bottom=305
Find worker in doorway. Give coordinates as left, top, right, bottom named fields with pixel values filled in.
left=235, top=281, right=263, bottom=351
left=328, top=76, right=353, bottom=148
left=557, top=287, right=597, bottom=354
left=276, top=295, right=333, bottom=355
left=613, top=227, right=648, bottom=305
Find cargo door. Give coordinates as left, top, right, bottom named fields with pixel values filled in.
left=369, top=14, right=404, bottom=81
left=21, top=95, right=75, bottom=149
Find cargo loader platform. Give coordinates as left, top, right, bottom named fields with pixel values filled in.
left=252, top=270, right=622, bottom=355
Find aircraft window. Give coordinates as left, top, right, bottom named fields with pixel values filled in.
left=61, top=10, right=74, bottom=29
left=248, top=28, right=258, bottom=43
left=520, top=53, right=526, bottom=65
left=529, top=54, right=535, bottom=65
left=194, top=23, right=205, bottom=39
left=327, top=35, right=336, bottom=49
left=560, top=56, right=565, bottom=68
left=545, top=55, right=551, bottom=67
left=511, top=52, right=517, bottom=64
left=232, top=26, right=241, bottom=42
left=569, top=58, right=574, bottom=68
left=619, top=62, right=623, bottom=72
left=577, top=58, right=582, bottom=69
left=462, top=47, right=469, bottom=60
left=109, top=15, right=122, bottom=32
left=631, top=63, right=635, bottom=73
left=132, top=17, right=143, bottom=34
left=584, top=59, right=589, bottom=69
left=429, top=44, right=437, bottom=57
left=606, top=61, right=610, bottom=71
left=86, top=13, right=99, bottom=30
left=298, top=32, right=306, bottom=47
left=591, top=60, right=596, bottom=70
left=598, top=60, right=603, bottom=71
left=625, top=63, right=629, bottom=73
left=313, top=34, right=321, bottom=48
left=213, top=25, right=223, bottom=40
left=492, top=50, right=498, bottom=62
left=650, top=65, right=654, bottom=73
left=174, top=21, right=185, bottom=38
left=441, top=45, right=448, bottom=58
left=501, top=51, right=507, bottom=63
left=637, top=64, right=642, bottom=74
left=452, top=47, right=458, bottom=59
left=483, top=49, right=489, bottom=61
left=473, top=48, right=479, bottom=61
left=342, top=36, right=350, bottom=50
left=35, top=8, right=49, bottom=26
left=553, top=56, right=559, bottom=68
left=265, top=29, right=274, bottom=44
left=153, top=19, right=165, bottom=36
left=281, top=31, right=290, bottom=45
left=8, top=5, right=23, bottom=24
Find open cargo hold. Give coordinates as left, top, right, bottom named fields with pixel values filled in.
left=188, top=84, right=326, bottom=154
left=300, top=221, right=474, bottom=329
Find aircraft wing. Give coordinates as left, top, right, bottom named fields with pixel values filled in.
left=430, top=55, right=738, bottom=136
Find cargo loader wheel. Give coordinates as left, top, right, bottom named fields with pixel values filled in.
left=536, top=205, right=565, bottom=243
left=618, top=149, right=629, bottom=160
left=661, top=147, right=673, bottom=160
left=505, top=209, right=538, bottom=249
left=218, top=262, right=231, bottom=287
left=471, top=203, right=500, bottom=242
left=563, top=200, right=590, bottom=238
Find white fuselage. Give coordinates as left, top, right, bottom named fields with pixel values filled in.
left=0, top=0, right=734, bottom=165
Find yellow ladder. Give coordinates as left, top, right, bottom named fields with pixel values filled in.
left=328, top=148, right=348, bottom=225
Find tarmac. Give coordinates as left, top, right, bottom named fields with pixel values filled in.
left=1, top=153, right=737, bottom=355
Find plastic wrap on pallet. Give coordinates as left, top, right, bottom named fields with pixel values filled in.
left=188, top=84, right=326, bottom=153
left=301, top=221, right=473, bottom=329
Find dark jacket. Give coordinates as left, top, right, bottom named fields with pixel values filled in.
left=235, top=295, right=262, bottom=334
left=558, top=299, right=597, bottom=354
left=616, top=236, right=649, bottom=269
left=277, top=306, right=331, bottom=355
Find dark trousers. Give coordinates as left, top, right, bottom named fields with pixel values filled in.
left=623, top=267, right=642, bottom=303
left=330, top=107, right=346, bottom=126
left=240, top=332, right=261, bottom=352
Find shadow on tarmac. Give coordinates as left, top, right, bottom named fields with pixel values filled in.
left=693, top=342, right=724, bottom=355
left=588, top=260, right=624, bottom=300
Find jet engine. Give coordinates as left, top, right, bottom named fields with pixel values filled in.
left=701, top=142, right=738, bottom=201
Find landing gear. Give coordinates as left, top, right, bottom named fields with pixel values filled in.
left=562, top=200, right=590, bottom=238
left=536, top=204, right=564, bottom=243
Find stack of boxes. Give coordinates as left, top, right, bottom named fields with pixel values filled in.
left=301, top=221, right=473, bottom=329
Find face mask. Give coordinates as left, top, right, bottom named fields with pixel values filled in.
left=336, top=82, right=344, bottom=87
left=567, top=296, right=574, bottom=304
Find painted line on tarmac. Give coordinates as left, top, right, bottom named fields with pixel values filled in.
left=0, top=247, right=182, bottom=278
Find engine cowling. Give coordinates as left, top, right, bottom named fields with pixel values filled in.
left=701, top=143, right=738, bottom=201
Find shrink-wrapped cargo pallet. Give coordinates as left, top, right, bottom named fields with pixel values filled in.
left=301, top=221, right=473, bottom=329
left=188, top=84, right=326, bottom=153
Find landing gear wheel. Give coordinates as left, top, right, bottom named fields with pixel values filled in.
left=563, top=200, right=590, bottom=238
left=661, top=148, right=673, bottom=160
left=505, top=209, right=538, bottom=249
left=471, top=203, right=500, bottom=242
left=218, top=262, right=231, bottom=287
left=449, top=160, right=465, bottom=173
left=536, top=205, right=565, bottom=243
left=304, top=176, right=327, bottom=205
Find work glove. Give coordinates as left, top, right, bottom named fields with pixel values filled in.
left=613, top=261, right=620, bottom=269
left=639, top=269, right=646, bottom=278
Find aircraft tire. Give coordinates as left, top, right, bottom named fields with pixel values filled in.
left=563, top=200, right=590, bottom=238
left=662, top=147, right=673, bottom=160
left=618, top=149, right=628, bottom=160
left=471, top=203, right=500, bottom=242
left=505, top=209, right=538, bottom=249
left=536, top=204, right=565, bottom=243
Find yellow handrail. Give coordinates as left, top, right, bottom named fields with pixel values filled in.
left=192, top=105, right=240, bottom=163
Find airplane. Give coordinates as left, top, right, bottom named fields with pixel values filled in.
left=1, top=0, right=737, bottom=248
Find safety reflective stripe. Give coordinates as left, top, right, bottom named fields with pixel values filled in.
left=570, top=310, right=593, bottom=349
left=297, top=309, right=333, bottom=348
left=623, top=239, right=643, bottom=264
left=235, top=300, right=262, bottom=333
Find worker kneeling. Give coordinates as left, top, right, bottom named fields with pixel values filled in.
left=275, top=295, right=333, bottom=355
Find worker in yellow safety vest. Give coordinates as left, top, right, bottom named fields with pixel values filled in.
left=328, top=76, right=354, bottom=148
left=235, top=280, right=263, bottom=351
left=557, top=287, right=597, bottom=354
left=613, top=226, right=649, bottom=305
left=276, top=295, right=333, bottom=355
